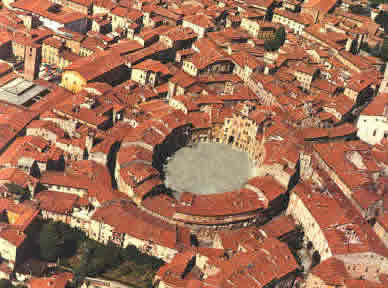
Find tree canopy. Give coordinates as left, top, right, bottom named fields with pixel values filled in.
left=39, top=221, right=87, bottom=262
left=350, top=5, right=370, bottom=16
left=381, top=37, right=388, bottom=61
left=264, top=26, right=286, bottom=51
left=0, top=280, right=12, bottom=288
left=4, top=183, right=30, bottom=200
left=73, top=241, right=164, bottom=284
left=375, top=11, right=388, bottom=33
left=0, top=279, right=27, bottom=288
left=39, top=222, right=63, bottom=262
left=369, top=0, right=388, bottom=7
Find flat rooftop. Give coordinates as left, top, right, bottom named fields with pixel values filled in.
left=0, top=78, right=48, bottom=106
left=164, top=142, right=255, bottom=196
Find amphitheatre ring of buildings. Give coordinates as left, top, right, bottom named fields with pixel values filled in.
left=115, top=108, right=292, bottom=229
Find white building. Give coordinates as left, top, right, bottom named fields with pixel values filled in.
left=357, top=115, right=388, bottom=145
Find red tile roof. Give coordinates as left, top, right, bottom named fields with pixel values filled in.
left=344, top=279, right=385, bottom=288
left=205, top=237, right=298, bottom=287
left=376, top=213, right=388, bottom=233
left=352, top=189, right=381, bottom=210
left=183, top=14, right=215, bottom=29
left=246, top=175, right=285, bottom=202
left=175, top=188, right=268, bottom=218
left=0, top=168, right=38, bottom=189
left=311, top=257, right=349, bottom=285
left=92, top=201, right=177, bottom=249
left=36, top=190, right=78, bottom=214
left=133, top=177, right=163, bottom=201
left=361, top=93, right=387, bottom=116
left=132, top=59, right=170, bottom=74
left=12, top=0, right=86, bottom=24
left=261, top=215, right=296, bottom=238
left=0, top=228, right=26, bottom=247
left=66, top=50, right=126, bottom=81
left=28, top=272, right=73, bottom=288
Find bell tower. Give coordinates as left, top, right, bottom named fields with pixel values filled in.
left=24, top=43, right=41, bottom=81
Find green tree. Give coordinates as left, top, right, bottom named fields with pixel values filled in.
left=264, top=38, right=280, bottom=51
left=0, top=280, right=12, bottom=288
left=375, top=11, right=388, bottom=33
left=39, top=222, right=63, bottom=262
left=369, top=0, right=388, bottom=7
left=55, top=222, right=86, bottom=257
left=350, top=5, right=369, bottom=15
left=4, top=183, right=30, bottom=200
left=264, top=26, right=286, bottom=51
left=381, top=37, right=388, bottom=61
left=121, top=245, right=140, bottom=259
left=275, top=26, right=286, bottom=46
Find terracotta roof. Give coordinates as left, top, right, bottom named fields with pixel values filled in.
left=170, top=70, right=197, bottom=88
left=68, top=0, right=92, bottom=6
left=133, top=177, right=163, bottom=201
left=261, top=215, right=296, bottom=238
left=12, top=0, right=86, bottom=24
left=174, top=188, right=268, bottom=218
left=274, top=9, right=314, bottom=25
left=92, top=201, right=177, bottom=248
left=302, top=0, right=337, bottom=14
left=231, top=51, right=261, bottom=70
left=27, top=120, right=66, bottom=139
left=64, top=50, right=126, bottom=82
left=0, top=167, right=37, bottom=189
left=361, top=93, right=387, bottom=116
left=40, top=171, right=91, bottom=190
left=377, top=213, right=388, bottom=233
left=313, top=142, right=371, bottom=190
left=111, top=6, right=143, bottom=20
left=161, top=26, right=197, bottom=42
left=187, top=42, right=231, bottom=70
left=144, top=4, right=182, bottom=21
left=205, top=237, right=298, bottom=287
left=94, top=0, right=117, bottom=10
left=246, top=176, right=285, bottom=202
left=28, top=272, right=73, bottom=288
left=42, top=37, right=63, bottom=49
left=293, top=182, right=388, bottom=257
left=36, top=190, right=78, bottom=214
left=311, top=258, right=349, bottom=285
left=352, top=189, right=381, bottom=210
left=69, top=160, right=117, bottom=204
left=132, top=59, right=170, bottom=74
left=0, top=228, right=26, bottom=247
left=142, top=194, right=176, bottom=219
left=0, top=31, right=12, bottom=43
left=110, top=39, right=143, bottom=56
left=183, top=14, right=215, bottom=28
left=344, top=279, right=385, bottom=288
left=292, top=183, right=349, bottom=229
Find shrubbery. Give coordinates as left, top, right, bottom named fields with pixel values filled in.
left=264, top=26, right=286, bottom=51
left=39, top=221, right=87, bottom=262
left=39, top=221, right=165, bottom=287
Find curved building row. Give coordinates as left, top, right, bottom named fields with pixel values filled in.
left=115, top=107, right=290, bottom=228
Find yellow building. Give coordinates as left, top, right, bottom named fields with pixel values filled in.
left=42, top=37, right=63, bottom=65
left=61, top=50, right=128, bottom=93
left=61, top=70, right=87, bottom=93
